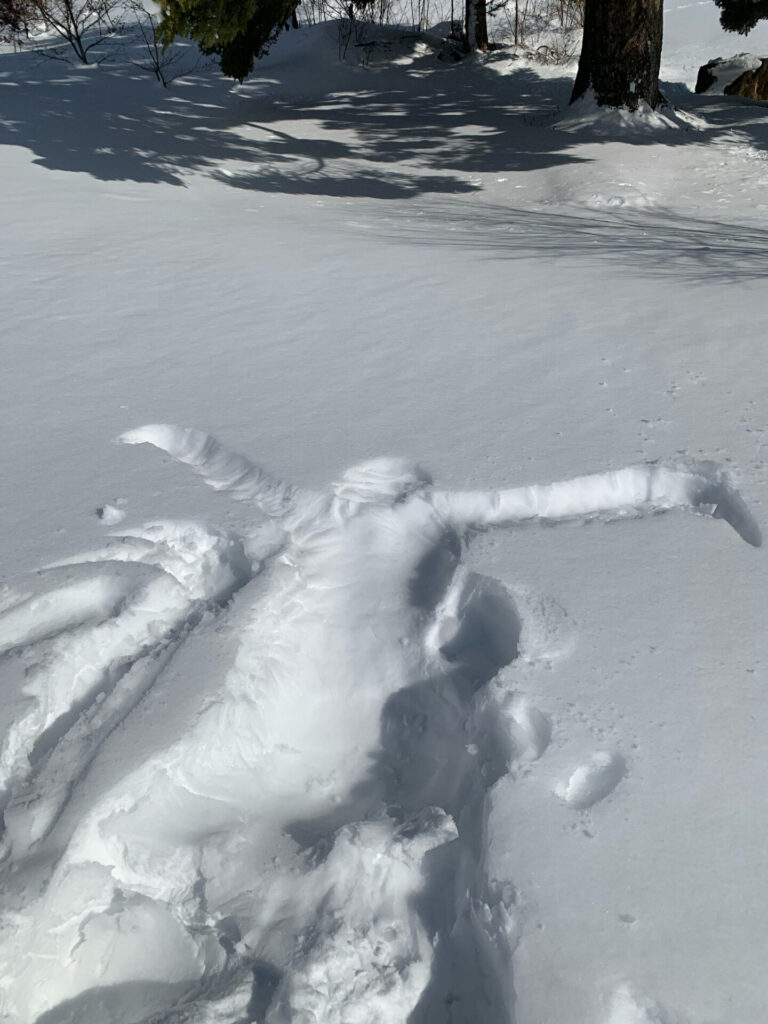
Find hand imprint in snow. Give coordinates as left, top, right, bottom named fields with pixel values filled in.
left=605, top=983, right=685, bottom=1024
left=556, top=751, right=626, bottom=809
left=95, top=502, right=126, bottom=525
left=0, top=426, right=758, bottom=1024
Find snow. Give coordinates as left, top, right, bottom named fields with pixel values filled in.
left=2, top=5, right=768, bottom=1023
left=96, top=502, right=127, bottom=524
left=554, top=750, right=626, bottom=809
left=695, top=52, right=767, bottom=94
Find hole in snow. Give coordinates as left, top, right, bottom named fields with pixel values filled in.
left=438, top=573, right=522, bottom=687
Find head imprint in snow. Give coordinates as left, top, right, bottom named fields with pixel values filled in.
left=333, top=457, right=432, bottom=505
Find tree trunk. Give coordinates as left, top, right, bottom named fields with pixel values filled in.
left=464, top=0, right=488, bottom=52
left=570, top=0, right=663, bottom=109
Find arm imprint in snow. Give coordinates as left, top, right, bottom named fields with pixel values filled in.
left=433, top=462, right=762, bottom=546
left=119, top=425, right=761, bottom=548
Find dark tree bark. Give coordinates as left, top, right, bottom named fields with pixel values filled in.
left=464, top=0, right=488, bottom=52
left=571, top=0, right=663, bottom=109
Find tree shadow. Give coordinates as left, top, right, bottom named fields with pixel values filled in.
left=0, top=31, right=565, bottom=195
left=662, top=76, right=768, bottom=150
left=3, top=26, right=768, bottom=203
left=380, top=197, right=768, bottom=282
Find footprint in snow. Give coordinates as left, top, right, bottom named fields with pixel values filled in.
left=500, top=694, right=552, bottom=762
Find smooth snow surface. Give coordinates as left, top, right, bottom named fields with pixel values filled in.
left=2, top=6, right=768, bottom=1024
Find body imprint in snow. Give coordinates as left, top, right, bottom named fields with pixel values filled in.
left=0, top=425, right=759, bottom=1024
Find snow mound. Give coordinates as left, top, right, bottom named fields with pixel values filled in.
left=556, top=751, right=626, bottom=809
left=557, top=95, right=707, bottom=136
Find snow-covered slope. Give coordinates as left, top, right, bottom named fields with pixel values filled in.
left=1, top=8, right=768, bottom=1023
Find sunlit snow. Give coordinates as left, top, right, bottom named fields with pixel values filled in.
left=1, top=4, right=768, bottom=1023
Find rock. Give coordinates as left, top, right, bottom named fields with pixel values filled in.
left=726, top=57, right=768, bottom=100
left=696, top=54, right=768, bottom=98
left=695, top=60, right=718, bottom=94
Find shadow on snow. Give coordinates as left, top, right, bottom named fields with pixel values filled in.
left=381, top=197, right=768, bottom=282
left=2, top=29, right=767, bottom=273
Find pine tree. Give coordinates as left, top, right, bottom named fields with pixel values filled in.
left=570, top=0, right=663, bottom=109
left=158, top=0, right=299, bottom=82
left=713, top=0, right=768, bottom=34
left=465, top=0, right=489, bottom=51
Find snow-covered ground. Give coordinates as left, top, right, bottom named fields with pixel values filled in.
left=1, top=3, right=768, bottom=1023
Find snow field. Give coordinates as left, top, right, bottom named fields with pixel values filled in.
left=1, top=5, right=768, bottom=1022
